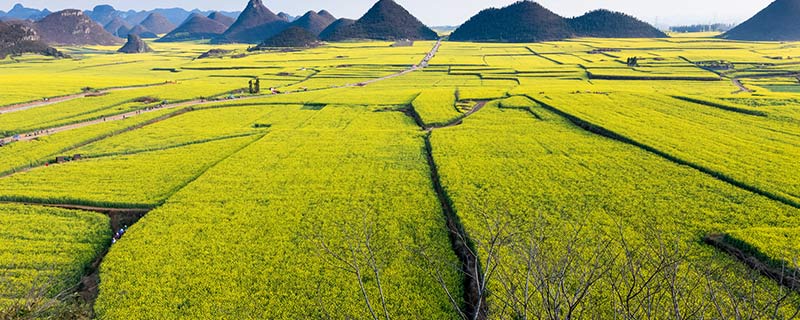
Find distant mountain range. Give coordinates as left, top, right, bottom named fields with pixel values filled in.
left=0, top=3, right=50, bottom=21
left=0, top=3, right=240, bottom=26
left=82, top=5, right=240, bottom=28
left=0, top=0, right=796, bottom=52
left=138, top=12, right=175, bottom=34
left=290, top=10, right=336, bottom=36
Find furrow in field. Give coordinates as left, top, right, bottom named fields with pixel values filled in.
left=527, top=94, right=800, bottom=210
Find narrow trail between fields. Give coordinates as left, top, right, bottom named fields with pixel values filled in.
left=428, top=101, right=488, bottom=131
left=731, top=73, right=800, bottom=93
left=732, top=79, right=753, bottom=93
left=402, top=99, right=488, bottom=132
left=1, top=40, right=443, bottom=145
left=0, top=82, right=174, bottom=114
left=401, top=98, right=491, bottom=319
left=346, top=39, right=442, bottom=87
left=0, top=107, right=193, bottom=178
left=2, top=201, right=150, bottom=231
left=704, top=234, right=800, bottom=292
left=423, top=135, right=488, bottom=320
left=528, top=95, right=800, bottom=210
left=1, top=100, right=206, bottom=144
left=0, top=132, right=262, bottom=179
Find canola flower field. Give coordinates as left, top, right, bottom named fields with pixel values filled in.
left=1, top=36, right=799, bottom=318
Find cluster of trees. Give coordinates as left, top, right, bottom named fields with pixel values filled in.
left=670, top=24, right=736, bottom=33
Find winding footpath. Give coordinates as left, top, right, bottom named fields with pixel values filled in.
left=1, top=99, right=208, bottom=144
left=732, top=79, right=754, bottom=93
left=426, top=100, right=487, bottom=131
left=0, top=82, right=173, bottom=114
left=732, top=72, right=800, bottom=93
left=0, top=40, right=443, bottom=145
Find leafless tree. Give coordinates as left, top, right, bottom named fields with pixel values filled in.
left=316, top=205, right=800, bottom=320
left=411, top=238, right=469, bottom=320
left=607, top=229, right=674, bottom=320
left=702, top=252, right=800, bottom=320
left=308, top=213, right=391, bottom=320
left=443, top=208, right=616, bottom=320
left=0, top=272, right=91, bottom=320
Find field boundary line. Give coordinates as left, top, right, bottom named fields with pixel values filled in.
left=670, top=95, right=767, bottom=116
left=155, top=133, right=267, bottom=206
left=0, top=81, right=175, bottom=113
left=0, top=107, right=193, bottom=177
left=0, top=201, right=150, bottom=232
left=80, top=131, right=266, bottom=159
left=2, top=85, right=250, bottom=138
left=423, top=132, right=488, bottom=320
left=405, top=100, right=489, bottom=131
left=704, top=233, right=800, bottom=292
left=525, top=47, right=564, bottom=65
left=0, top=132, right=264, bottom=179
left=527, top=95, right=800, bottom=210
left=731, top=78, right=754, bottom=93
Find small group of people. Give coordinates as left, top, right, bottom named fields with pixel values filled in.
left=25, top=129, right=50, bottom=137
left=143, top=102, right=169, bottom=110
left=111, top=225, right=129, bottom=244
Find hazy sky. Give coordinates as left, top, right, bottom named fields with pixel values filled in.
left=0, top=0, right=774, bottom=27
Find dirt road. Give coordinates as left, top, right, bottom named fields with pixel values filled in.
left=347, top=39, right=442, bottom=87
left=0, top=82, right=173, bottom=114
left=1, top=41, right=444, bottom=144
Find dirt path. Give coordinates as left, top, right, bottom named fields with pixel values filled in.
left=1, top=100, right=195, bottom=144
left=423, top=135, right=488, bottom=320
left=430, top=101, right=487, bottom=130
left=0, top=201, right=150, bottom=231
left=346, top=39, right=442, bottom=87
left=0, top=97, right=252, bottom=144
left=412, top=100, right=488, bottom=131
left=731, top=72, right=800, bottom=93
left=704, top=234, right=800, bottom=292
left=0, top=82, right=173, bottom=114
left=1, top=41, right=444, bottom=145
left=732, top=79, right=753, bottom=93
